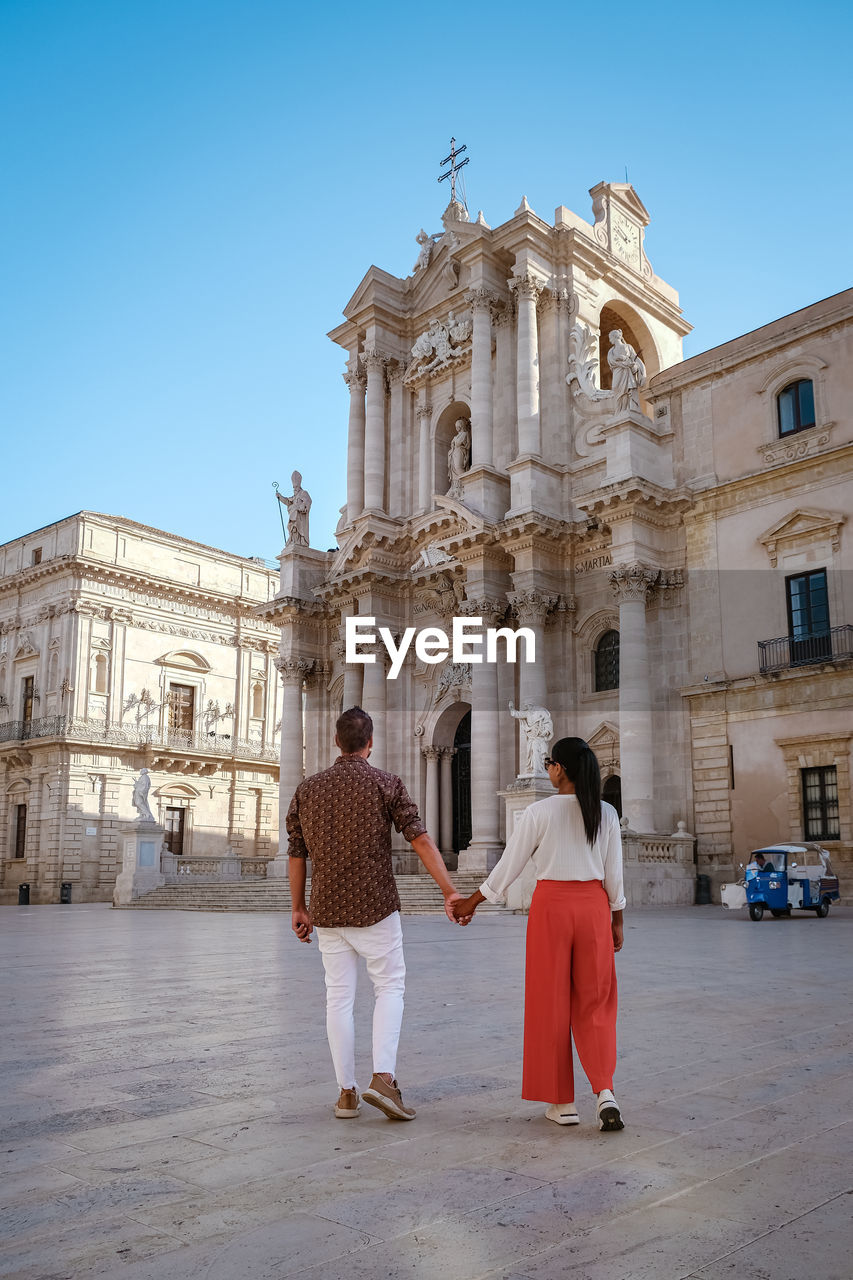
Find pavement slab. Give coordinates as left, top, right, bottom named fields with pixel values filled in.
left=1, top=901, right=851, bottom=1279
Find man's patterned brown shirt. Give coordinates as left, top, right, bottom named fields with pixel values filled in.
left=286, top=756, right=426, bottom=927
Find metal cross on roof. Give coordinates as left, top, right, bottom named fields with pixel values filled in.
left=438, top=137, right=469, bottom=205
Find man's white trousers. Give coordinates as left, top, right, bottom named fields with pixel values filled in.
left=315, top=911, right=405, bottom=1089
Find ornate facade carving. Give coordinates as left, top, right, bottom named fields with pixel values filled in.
left=609, top=565, right=659, bottom=603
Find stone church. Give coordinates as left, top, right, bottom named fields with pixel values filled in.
left=264, top=181, right=852, bottom=902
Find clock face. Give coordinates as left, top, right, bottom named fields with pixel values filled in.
left=611, top=211, right=640, bottom=266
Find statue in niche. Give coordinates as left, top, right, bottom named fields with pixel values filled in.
left=279, top=470, right=312, bottom=545
left=509, top=701, right=554, bottom=777
left=131, top=768, right=156, bottom=823
left=447, top=417, right=471, bottom=498
left=607, top=329, right=647, bottom=414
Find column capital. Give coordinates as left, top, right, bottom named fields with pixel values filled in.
left=422, top=745, right=441, bottom=762
left=343, top=369, right=366, bottom=393
left=609, top=565, right=659, bottom=604
left=362, top=347, right=389, bottom=375
left=415, top=402, right=433, bottom=421
left=508, top=271, right=545, bottom=302
left=460, top=596, right=507, bottom=628
left=439, top=746, right=456, bottom=760
left=274, top=657, right=312, bottom=684
left=465, top=286, right=501, bottom=314
left=508, top=589, right=560, bottom=627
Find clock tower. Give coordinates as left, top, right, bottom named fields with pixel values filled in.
left=589, top=181, right=652, bottom=278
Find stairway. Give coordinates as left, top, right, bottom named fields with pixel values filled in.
left=120, top=873, right=498, bottom=914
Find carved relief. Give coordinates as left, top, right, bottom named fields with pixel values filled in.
left=406, top=311, right=472, bottom=382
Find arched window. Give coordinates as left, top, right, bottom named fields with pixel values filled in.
left=777, top=379, right=815, bottom=437
left=252, top=682, right=264, bottom=719
left=594, top=630, right=620, bottom=692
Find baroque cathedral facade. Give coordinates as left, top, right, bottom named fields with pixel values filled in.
left=263, top=182, right=852, bottom=901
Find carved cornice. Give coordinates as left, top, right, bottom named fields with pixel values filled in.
left=610, top=565, right=659, bottom=603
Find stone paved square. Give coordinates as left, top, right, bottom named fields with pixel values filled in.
left=1, top=903, right=851, bottom=1280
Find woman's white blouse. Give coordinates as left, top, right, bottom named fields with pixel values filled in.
left=479, top=796, right=626, bottom=910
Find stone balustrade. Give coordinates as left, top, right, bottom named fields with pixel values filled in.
left=0, top=716, right=278, bottom=761
left=621, top=823, right=696, bottom=866
left=161, top=853, right=271, bottom=883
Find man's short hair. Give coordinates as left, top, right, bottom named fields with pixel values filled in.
left=336, top=706, right=373, bottom=753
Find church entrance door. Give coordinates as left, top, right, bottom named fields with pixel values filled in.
left=452, top=710, right=471, bottom=853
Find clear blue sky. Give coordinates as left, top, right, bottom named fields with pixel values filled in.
left=2, top=0, right=851, bottom=556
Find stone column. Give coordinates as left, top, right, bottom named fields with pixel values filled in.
left=361, top=654, right=387, bottom=771
left=416, top=400, right=432, bottom=512
left=466, top=289, right=495, bottom=468
left=275, top=657, right=310, bottom=809
left=460, top=599, right=505, bottom=872
left=510, top=272, right=543, bottom=456
left=344, top=369, right=366, bottom=523
left=611, top=566, right=659, bottom=833
left=439, top=747, right=455, bottom=856
left=363, top=349, right=387, bottom=513
left=509, top=590, right=557, bottom=712
left=423, top=747, right=440, bottom=844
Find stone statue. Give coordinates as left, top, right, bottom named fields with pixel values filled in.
left=447, top=418, right=471, bottom=497
left=509, top=701, right=554, bottom=777
left=607, top=329, right=647, bottom=414
left=413, top=229, right=435, bottom=273
left=281, top=470, right=312, bottom=545
left=131, top=768, right=155, bottom=823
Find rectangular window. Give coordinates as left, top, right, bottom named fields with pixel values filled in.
left=164, top=806, right=186, bottom=856
left=786, top=569, right=830, bottom=664
left=802, top=766, right=840, bottom=841
left=31, top=548, right=42, bottom=565
left=21, top=676, right=34, bottom=725
left=14, top=804, right=27, bottom=858
left=168, top=683, right=195, bottom=733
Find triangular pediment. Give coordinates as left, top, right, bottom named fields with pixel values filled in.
left=340, top=266, right=406, bottom=322
left=759, top=508, right=844, bottom=544
left=13, top=632, right=38, bottom=660
left=591, top=181, right=651, bottom=226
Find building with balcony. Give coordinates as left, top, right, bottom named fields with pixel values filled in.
left=0, top=513, right=282, bottom=903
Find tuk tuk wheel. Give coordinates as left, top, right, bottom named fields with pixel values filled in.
left=815, top=900, right=830, bottom=918
left=771, top=909, right=786, bottom=918
left=749, top=903, right=764, bottom=921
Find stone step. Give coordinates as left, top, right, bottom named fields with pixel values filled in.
left=121, top=874, right=495, bottom=913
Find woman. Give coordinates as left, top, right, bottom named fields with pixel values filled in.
left=452, top=737, right=626, bottom=1131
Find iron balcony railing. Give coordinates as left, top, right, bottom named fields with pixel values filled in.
left=758, top=624, right=853, bottom=674
left=0, top=715, right=278, bottom=760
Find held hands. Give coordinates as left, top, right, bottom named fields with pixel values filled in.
left=451, top=893, right=480, bottom=925
left=611, top=916, right=624, bottom=952
left=292, top=908, right=313, bottom=944
left=443, top=891, right=470, bottom=926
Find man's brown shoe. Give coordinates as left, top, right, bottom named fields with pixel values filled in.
left=362, top=1073, right=416, bottom=1120
left=334, top=1087, right=361, bottom=1118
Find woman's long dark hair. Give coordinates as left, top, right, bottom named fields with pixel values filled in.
left=551, top=737, right=602, bottom=846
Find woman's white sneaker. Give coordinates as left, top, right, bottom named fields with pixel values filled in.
left=545, top=1103, right=579, bottom=1126
left=596, top=1089, right=624, bottom=1131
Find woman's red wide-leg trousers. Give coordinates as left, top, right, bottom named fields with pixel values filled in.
left=522, top=879, right=617, bottom=1104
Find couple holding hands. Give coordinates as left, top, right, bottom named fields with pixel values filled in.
left=286, top=707, right=625, bottom=1132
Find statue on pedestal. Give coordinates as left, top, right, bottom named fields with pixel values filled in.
left=131, top=768, right=155, bottom=823
left=279, top=470, right=312, bottom=545
left=509, top=701, right=554, bottom=777
left=447, top=417, right=471, bottom=498
left=607, top=329, right=646, bottom=414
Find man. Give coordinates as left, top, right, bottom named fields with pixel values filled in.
left=287, top=706, right=464, bottom=1122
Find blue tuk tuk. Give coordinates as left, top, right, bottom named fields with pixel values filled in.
left=721, top=843, right=840, bottom=920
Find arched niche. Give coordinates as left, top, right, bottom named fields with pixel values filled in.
left=432, top=400, right=471, bottom=498
left=597, top=302, right=660, bottom=411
